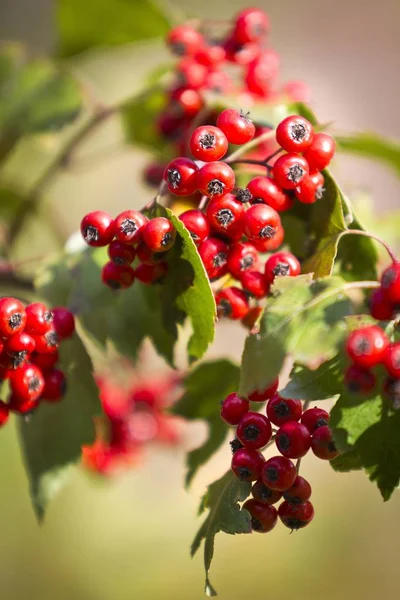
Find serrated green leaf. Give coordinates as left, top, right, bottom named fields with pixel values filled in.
left=337, top=133, right=400, bottom=176
left=191, top=471, right=251, bottom=596
left=330, top=449, right=362, bottom=473
left=280, top=356, right=342, bottom=401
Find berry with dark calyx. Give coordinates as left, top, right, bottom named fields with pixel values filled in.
left=170, top=87, right=204, bottom=117
left=0, top=401, right=9, bottom=427
left=32, top=329, right=59, bottom=354
left=242, top=499, right=277, bottom=533
left=80, top=211, right=115, bottom=247
left=272, top=153, right=309, bottom=190
left=177, top=58, right=208, bottom=89
left=276, top=115, right=314, bottom=153
left=221, top=392, right=250, bottom=426
left=206, top=193, right=245, bottom=237
left=10, top=363, right=44, bottom=402
left=230, top=438, right=244, bottom=454
left=25, top=302, right=52, bottom=336
left=136, top=242, right=167, bottom=265
left=135, top=261, right=168, bottom=284
left=295, top=171, right=324, bottom=204
left=167, top=25, right=204, bottom=56
left=252, top=223, right=284, bottom=253
left=247, top=176, right=293, bottom=212
left=224, top=37, right=261, bottom=66
left=240, top=271, right=269, bottom=298
left=190, top=125, right=228, bottom=162
left=301, top=407, right=329, bottom=433
left=275, top=421, right=311, bottom=459
left=0, top=298, right=27, bottom=338
left=197, top=161, right=235, bottom=199
left=311, top=425, right=339, bottom=460
left=41, top=368, right=66, bottom=402
left=215, top=287, right=249, bottom=320
left=346, top=325, right=389, bottom=368
left=344, top=364, right=376, bottom=394
left=384, top=342, right=400, bottom=378
left=303, top=132, right=336, bottom=171
left=384, top=377, right=400, bottom=410
left=283, top=476, right=312, bottom=504
left=264, top=251, right=301, bottom=284
left=52, top=307, right=75, bottom=339
left=114, top=210, right=148, bottom=245
left=31, top=351, right=59, bottom=370
left=164, top=157, right=199, bottom=196
left=101, top=262, right=135, bottom=290
left=231, top=447, right=265, bottom=482
left=216, top=109, right=256, bottom=145
left=179, top=209, right=210, bottom=245
left=248, top=378, right=279, bottom=402
left=0, top=351, right=27, bottom=371
left=381, top=261, right=400, bottom=304
left=235, top=188, right=253, bottom=203
left=242, top=203, right=281, bottom=243
left=369, top=289, right=396, bottom=321
left=261, top=455, right=297, bottom=491
left=108, top=240, right=136, bottom=265
left=5, top=331, right=35, bottom=356
left=266, top=394, right=302, bottom=426
left=236, top=412, right=272, bottom=450
left=252, top=480, right=282, bottom=505
left=8, top=393, right=39, bottom=416
left=278, top=500, right=314, bottom=530
left=142, top=217, right=176, bottom=252
left=227, top=241, right=260, bottom=279
left=233, top=8, right=269, bottom=44
left=199, top=237, right=229, bottom=280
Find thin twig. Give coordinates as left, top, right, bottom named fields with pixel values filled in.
left=339, top=229, right=397, bottom=263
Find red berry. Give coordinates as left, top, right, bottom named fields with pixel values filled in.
left=266, top=394, right=302, bottom=426
left=295, top=171, right=325, bottom=204
left=199, top=237, right=229, bottom=280
left=385, top=342, right=400, bottom=378
left=240, top=271, right=269, bottom=298
left=248, top=378, right=279, bottom=402
left=231, top=447, right=265, bottom=481
left=215, top=287, right=249, bottom=320
left=303, top=132, right=336, bottom=171
left=189, top=125, right=228, bottom=162
left=195, top=45, right=226, bottom=67
left=311, top=425, right=339, bottom=460
left=170, top=87, right=204, bottom=117
left=242, top=203, right=282, bottom=244
left=236, top=412, right=272, bottom=450
left=261, top=455, right=297, bottom=491
left=245, top=50, right=280, bottom=97
left=32, top=329, right=59, bottom=354
left=179, top=209, right=210, bottom=245
left=233, top=8, right=269, bottom=44
left=251, top=480, right=282, bottom=505
left=381, top=262, right=400, bottom=304
left=272, top=153, right=309, bottom=190
left=143, top=162, right=166, bottom=187
left=165, top=157, right=199, bottom=196
left=25, top=302, right=52, bottom=336
left=264, top=251, right=301, bottom=284
left=114, top=210, right=148, bottom=245
left=197, top=162, right=235, bottom=198
left=251, top=223, right=284, bottom=253
left=283, top=476, right=312, bottom=504
left=276, top=115, right=314, bottom=153
left=8, top=393, right=39, bottom=415
left=80, top=211, right=115, bottom=247
left=108, top=241, right=136, bottom=265
left=227, top=242, right=259, bottom=279
left=0, top=351, right=27, bottom=371
left=216, top=109, right=255, bottom=145
left=6, top=331, right=35, bottom=355
left=247, top=176, right=293, bottom=212
left=344, top=364, right=376, bottom=394
left=10, top=363, right=44, bottom=401
left=42, top=368, right=66, bottom=401
left=221, top=392, right=250, bottom=426
left=242, top=499, right=277, bottom=533
left=278, top=500, right=314, bottom=530
left=346, top=325, right=389, bottom=368
left=223, top=37, right=261, bottom=66
left=369, top=289, right=396, bottom=321
left=241, top=306, right=263, bottom=330
left=275, top=421, right=311, bottom=459
left=135, top=262, right=168, bottom=284
left=301, top=407, right=330, bottom=433
left=204, top=70, right=233, bottom=94
left=31, top=351, right=59, bottom=370
left=142, top=217, right=176, bottom=252
left=0, top=297, right=27, bottom=338
left=177, top=58, right=208, bottom=89
left=0, top=400, right=9, bottom=427
left=52, top=307, right=75, bottom=339
left=206, top=194, right=245, bottom=237
left=136, top=242, right=165, bottom=265
left=167, top=25, right=204, bottom=56
left=101, top=262, right=135, bottom=290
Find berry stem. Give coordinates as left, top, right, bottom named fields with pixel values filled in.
left=198, top=195, right=209, bottom=211
left=226, top=128, right=276, bottom=163
left=339, top=229, right=397, bottom=263
left=142, top=181, right=168, bottom=213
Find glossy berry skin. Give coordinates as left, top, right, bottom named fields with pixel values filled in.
left=231, top=447, right=265, bottom=482
left=194, top=45, right=226, bottom=67
left=236, top=412, right=272, bottom=450
left=227, top=242, right=259, bottom=279
left=245, top=50, right=280, bottom=97
left=385, top=342, right=400, bottom=378
left=221, top=392, right=250, bottom=426
left=251, top=223, right=284, bottom=253
left=266, top=394, right=302, bottom=426
left=189, top=126, right=228, bottom=162
left=142, top=218, right=176, bottom=252
left=80, top=211, right=115, bottom=247
left=0, top=298, right=27, bottom=338
left=170, top=87, right=204, bottom=117
left=369, top=289, right=396, bottom=321
left=177, top=58, right=208, bottom=89
left=52, top=307, right=75, bottom=339
left=31, top=351, right=59, bottom=370
left=275, top=421, right=311, bottom=459
left=199, top=237, right=229, bottom=281
left=135, top=261, right=168, bottom=284
left=5, top=331, right=35, bottom=356
left=216, top=109, right=255, bottom=145
left=242, top=499, right=277, bottom=533
left=264, top=251, right=301, bottom=284
left=242, top=306, right=263, bottom=330
left=233, top=8, right=269, bottom=44
left=114, top=210, right=148, bottom=245
left=143, top=162, right=166, bottom=187
left=0, top=400, right=9, bottom=427
left=240, top=271, right=269, bottom=298
left=344, top=364, right=376, bottom=394
left=346, top=325, right=389, bottom=368
left=251, top=480, right=282, bottom=505
left=25, top=302, right=52, bottom=336
left=248, top=378, right=279, bottom=402
left=261, top=455, right=297, bottom=491
left=136, top=242, right=166, bottom=265
left=164, top=157, right=199, bottom=196
left=283, top=476, right=312, bottom=504
left=8, top=394, right=39, bottom=415
left=272, top=153, right=309, bottom=190
left=197, top=162, right=235, bottom=198
left=381, top=262, right=400, bottom=304
left=167, top=25, right=204, bottom=56
left=10, top=363, right=44, bottom=402
left=311, top=425, right=339, bottom=460
left=179, top=209, right=210, bottom=245
left=276, top=115, right=314, bottom=153
left=206, top=194, right=245, bottom=237
left=301, top=407, right=329, bottom=433
left=278, top=500, right=314, bottom=530
left=32, top=329, right=59, bottom=354
left=42, top=368, right=66, bottom=401
left=215, top=287, right=249, bottom=320
left=247, top=176, right=293, bottom=212
left=108, top=241, right=136, bottom=265
left=303, top=132, right=336, bottom=171
left=101, top=262, right=135, bottom=290
left=242, top=204, right=281, bottom=244
left=295, top=171, right=324, bottom=204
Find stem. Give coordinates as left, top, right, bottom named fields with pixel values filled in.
left=226, top=129, right=276, bottom=163
left=141, top=180, right=168, bottom=213
left=339, top=229, right=397, bottom=263
left=198, top=195, right=209, bottom=211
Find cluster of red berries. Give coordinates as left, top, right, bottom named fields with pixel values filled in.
left=80, top=210, right=176, bottom=289
left=82, top=374, right=182, bottom=474
left=220, top=378, right=338, bottom=532
left=0, top=297, right=75, bottom=426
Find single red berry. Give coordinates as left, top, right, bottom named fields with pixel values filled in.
left=167, top=25, right=204, bottom=56
left=189, top=125, right=228, bottom=162
left=164, top=157, right=199, bottom=196
left=177, top=57, right=208, bottom=89
left=31, top=351, right=59, bottom=370
left=303, top=132, right=336, bottom=171
left=215, top=287, right=249, bottom=320
left=233, top=8, right=269, bottom=44
left=199, top=237, right=229, bottom=280
left=242, top=499, right=277, bottom=533
left=52, top=307, right=75, bottom=339
left=275, top=421, right=311, bottom=459
left=245, top=50, right=280, bottom=97
left=114, top=210, right=148, bottom=245
left=251, top=480, right=282, bottom=505
left=248, top=378, right=279, bottom=402
left=216, top=109, right=255, bottom=145
left=223, top=36, right=261, bottom=66
left=261, top=455, right=297, bottom=491
left=272, top=153, right=309, bottom=190
left=32, top=329, right=59, bottom=354
left=80, top=211, right=114, bottom=247
left=8, top=393, right=39, bottom=415
left=227, top=242, right=259, bottom=279
left=179, top=209, right=210, bottom=245
left=206, top=193, right=245, bottom=237
left=278, top=500, right=314, bottom=530
left=135, top=261, right=168, bottom=284
left=295, top=171, right=325, bottom=204
left=142, top=217, right=176, bottom=252
left=241, top=306, right=263, bottom=330
left=0, top=400, right=9, bottom=427
left=240, top=271, right=269, bottom=298
left=381, top=262, right=400, bottom=304
left=264, top=251, right=301, bottom=284
left=346, top=325, right=389, bottom=368
left=221, top=392, right=250, bottom=426
left=247, top=176, right=293, bottom=212
left=242, top=203, right=282, bottom=243
left=301, top=407, right=329, bottom=433
left=0, top=351, right=27, bottom=371
left=194, top=44, right=226, bottom=67
left=251, top=223, right=284, bottom=253
left=143, top=161, right=166, bottom=187
left=311, top=425, right=339, bottom=460
left=0, top=297, right=27, bottom=337
left=41, top=368, right=66, bottom=402
left=25, top=302, right=53, bottom=336
left=197, top=162, right=235, bottom=198
left=385, top=342, right=400, bottom=378
left=266, top=394, right=302, bottom=426
left=283, top=476, right=312, bottom=504
left=156, top=111, right=185, bottom=140
left=10, top=363, right=44, bottom=402
left=236, top=412, right=272, bottom=450
left=108, top=241, right=136, bottom=265
left=204, top=70, right=233, bottom=94
left=101, top=262, right=135, bottom=290
left=369, top=289, right=396, bottom=321
left=231, top=447, right=265, bottom=482
left=136, top=242, right=166, bottom=265
left=344, top=364, right=376, bottom=394
left=170, top=87, right=204, bottom=117
left=276, top=115, right=314, bottom=153
left=5, top=332, right=35, bottom=369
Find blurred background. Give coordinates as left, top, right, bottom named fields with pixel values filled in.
left=0, top=1, right=399, bottom=599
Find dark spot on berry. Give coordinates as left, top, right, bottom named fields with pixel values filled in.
left=199, top=132, right=216, bottom=149
left=113, top=257, right=125, bottom=265
left=107, top=280, right=122, bottom=290
left=265, top=466, right=278, bottom=482
left=11, top=351, right=27, bottom=369
left=382, top=268, right=396, bottom=290
left=238, top=467, right=251, bottom=480
left=251, top=197, right=265, bottom=205
left=240, top=255, right=255, bottom=271
left=120, top=219, right=137, bottom=235
left=213, top=252, right=227, bottom=268
left=282, top=517, right=307, bottom=530
left=283, top=493, right=302, bottom=505
left=9, top=313, right=22, bottom=331
left=161, top=232, right=174, bottom=247
left=290, top=122, right=307, bottom=142
left=346, top=379, right=361, bottom=393
left=44, top=310, right=53, bottom=324
left=216, top=208, right=234, bottom=228
left=45, top=330, right=59, bottom=347
left=355, top=337, right=371, bottom=355
left=250, top=516, right=263, bottom=531
left=316, top=417, right=328, bottom=428
left=190, top=231, right=200, bottom=241
left=274, top=400, right=290, bottom=417
left=83, top=225, right=99, bottom=243
left=259, top=486, right=274, bottom=502
left=243, top=424, right=261, bottom=441
left=29, top=376, right=41, bottom=392
left=273, top=262, right=290, bottom=277
left=239, top=109, right=253, bottom=125
left=167, top=168, right=181, bottom=189
left=328, top=440, right=337, bottom=453
left=217, top=299, right=232, bottom=317
left=287, top=164, right=305, bottom=184
left=315, top=185, right=325, bottom=200
left=278, top=433, right=291, bottom=451
left=230, top=438, right=244, bottom=454
left=259, top=225, right=276, bottom=239
left=170, top=41, right=186, bottom=56
left=236, top=188, right=253, bottom=203
left=207, top=179, right=225, bottom=196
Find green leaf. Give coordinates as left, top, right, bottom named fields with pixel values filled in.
left=335, top=216, right=378, bottom=282
left=330, top=449, right=362, bottom=473
left=172, top=360, right=240, bottom=486
left=191, top=471, right=251, bottom=596
left=239, top=274, right=352, bottom=398
left=336, top=133, right=400, bottom=176
left=57, top=0, right=172, bottom=57
left=280, top=356, right=342, bottom=401
left=18, top=333, right=101, bottom=520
